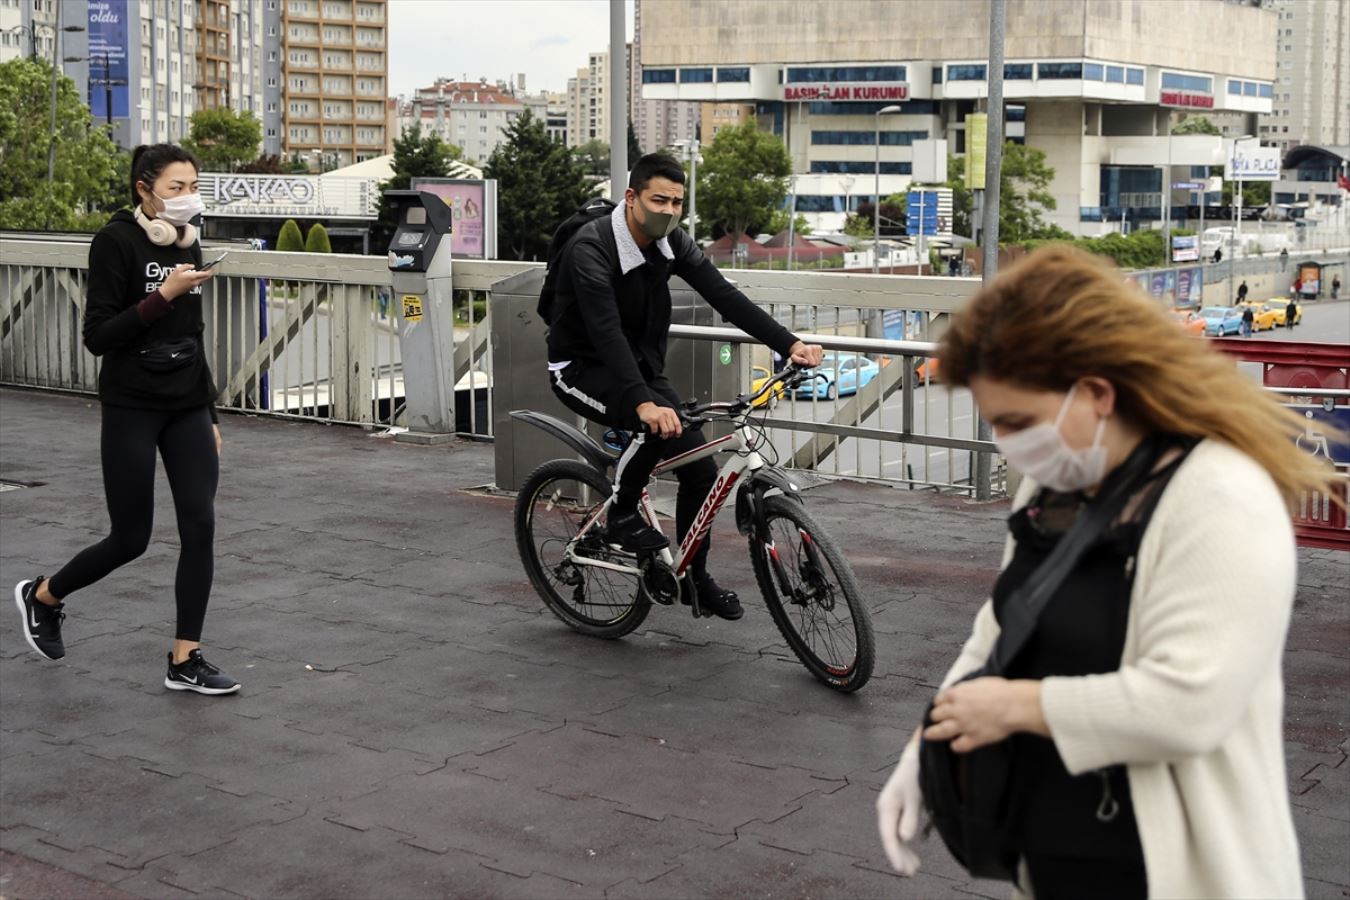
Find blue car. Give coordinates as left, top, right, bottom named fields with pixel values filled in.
left=1199, top=306, right=1243, bottom=337
left=795, top=353, right=880, bottom=400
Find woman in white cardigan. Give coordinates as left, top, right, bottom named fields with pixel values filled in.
left=876, top=245, right=1341, bottom=899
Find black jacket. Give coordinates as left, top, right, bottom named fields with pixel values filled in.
left=546, top=213, right=798, bottom=412
left=83, top=209, right=218, bottom=416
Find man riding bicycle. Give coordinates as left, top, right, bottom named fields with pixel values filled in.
left=546, top=153, right=824, bottom=621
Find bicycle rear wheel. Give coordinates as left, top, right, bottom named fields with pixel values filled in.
left=515, top=459, right=650, bottom=639
left=748, top=495, right=874, bottom=691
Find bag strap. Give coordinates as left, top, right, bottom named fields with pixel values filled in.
left=985, top=435, right=1165, bottom=675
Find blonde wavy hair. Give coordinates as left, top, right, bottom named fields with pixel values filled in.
left=938, top=244, right=1343, bottom=508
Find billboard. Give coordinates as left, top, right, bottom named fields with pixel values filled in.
left=87, top=0, right=130, bottom=120
left=1224, top=145, right=1281, bottom=181
left=410, top=178, right=498, bottom=260
left=200, top=174, right=380, bottom=219
left=964, top=114, right=987, bottom=190
left=1174, top=266, right=1204, bottom=307
left=1172, top=234, right=1199, bottom=262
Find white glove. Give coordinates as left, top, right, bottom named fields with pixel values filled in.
left=876, top=738, right=923, bottom=875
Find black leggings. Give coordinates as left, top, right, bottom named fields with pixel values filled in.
left=47, top=403, right=219, bottom=641
left=550, top=363, right=719, bottom=579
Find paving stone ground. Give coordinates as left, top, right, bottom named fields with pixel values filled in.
left=1, top=388, right=1346, bottom=899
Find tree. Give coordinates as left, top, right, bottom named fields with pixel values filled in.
left=575, top=139, right=610, bottom=177
left=305, top=222, right=332, bottom=253
left=697, top=120, right=791, bottom=239
left=626, top=121, right=642, bottom=168
left=765, top=209, right=811, bottom=236
left=276, top=219, right=304, bottom=252
left=374, top=126, right=464, bottom=251
left=0, top=57, right=120, bottom=231
left=285, top=152, right=312, bottom=174
left=943, top=144, right=1065, bottom=243
left=484, top=110, right=597, bottom=261
left=238, top=153, right=290, bottom=174
left=1172, top=115, right=1221, bottom=136
left=182, top=108, right=262, bottom=172
left=846, top=192, right=907, bottom=238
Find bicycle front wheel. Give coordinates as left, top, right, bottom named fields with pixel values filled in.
left=515, top=459, right=650, bottom=639
left=749, top=496, right=874, bottom=691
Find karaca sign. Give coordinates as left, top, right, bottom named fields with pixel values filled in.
left=1160, top=90, right=1213, bottom=109
left=199, top=174, right=380, bottom=219
left=783, top=83, right=909, bottom=102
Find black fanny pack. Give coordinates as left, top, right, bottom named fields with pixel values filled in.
left=135, top=337, right=200, bottom=373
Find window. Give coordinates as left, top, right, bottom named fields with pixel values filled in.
left=642, top=68, right=676, bottom=84
left=931, top=66, right=942, bottom=84
left=1006, top=105, right=1026, bottom=122
left=947, top=64, right=986, bottom=81
left=1161, top=72, right=1212, bottom=93
left=810, top=129, right=927, bottom=146
left=1259, top=84, right=1273, bottom=98
left=679, top=67, right=713, bottom=83
left=1082, top=63, right=1104, bottom=81
left=716, top=67, right=749, bottom=83
left=1126, top=68, right=1144, bottom=85
left=1228, top=79, right=1242, bottom=95
left=786, top=65, right=906, bottom=83
left=1004, top=63, right=1033, bottom=80
left=807, top=100, right=937, bottom=116
left=1038, top=62, right=1083, bottom=79
left=1243, top=81, right=1258, bottom=96
left=1106, top=65, right=1124, bottom=83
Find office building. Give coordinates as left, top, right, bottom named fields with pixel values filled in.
left=1261, top=0, right=1349, bottom=152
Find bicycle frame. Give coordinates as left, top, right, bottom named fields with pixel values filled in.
left=563, top=423, right=765, bottom=579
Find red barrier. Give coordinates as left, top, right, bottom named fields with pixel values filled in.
left=1209, top=339, right=1349, bottom=551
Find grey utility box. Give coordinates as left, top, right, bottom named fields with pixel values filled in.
left=490, top=269, right=743, bottom=493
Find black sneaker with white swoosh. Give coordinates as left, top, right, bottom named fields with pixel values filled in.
left=165, top=649, right=240, bottom=695
left=14, top=577, right=65, bottom=660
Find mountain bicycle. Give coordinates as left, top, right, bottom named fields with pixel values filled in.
left=511, top=364, right=874, bottom=692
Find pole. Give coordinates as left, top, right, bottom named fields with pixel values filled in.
left=975, top=0, right=1006, bottom=502
left=918, top=189, right=927, bottom=275
left=685, top=140, right=698, bottom=238
left=104, top=56, right=113, bottom=133
left=873, top=117, right=881, bottom=274
left=607, top=0, right=626, bottom=202
left=45, top=4, right=62, bottom=213
left=1163, top=113, right=1172, bottom=259
left=786, top=175, right=796, bottom=270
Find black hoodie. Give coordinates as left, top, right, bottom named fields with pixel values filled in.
left=83, top=209, right=218, bottom=418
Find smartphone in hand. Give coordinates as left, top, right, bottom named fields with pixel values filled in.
left=196, top=251, right=229, bottom=271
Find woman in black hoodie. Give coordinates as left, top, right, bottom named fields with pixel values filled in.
left=13, top=144, right=239, bottom=695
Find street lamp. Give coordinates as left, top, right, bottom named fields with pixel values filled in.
left=672, top=138, right=702, bottom=239
left=4, top=22, right=84, bottom=62
left=873, top=105, right=902, bottom=274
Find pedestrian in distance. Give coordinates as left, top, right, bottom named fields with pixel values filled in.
left=948, top=255, right=961, bottom=277
left=1279, top=247, right=1289, bottom=272
left=13, top=143, right=240, bottom=696
left=1236, top=280, right=1248, bottom=303
left=1286, top=299, right=1298, bottom=329
left=1333, top=275, right=1341, bottom=300
left=1212, top=247, right=1223, bottom=265
left=1240, top=305, right=1255, bottom=338
left=877, top=244, right=1337, bottom=898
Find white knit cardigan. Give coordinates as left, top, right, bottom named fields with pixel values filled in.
left=940, top=439, right=1304, bottom=899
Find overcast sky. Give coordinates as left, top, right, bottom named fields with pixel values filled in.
left=388, top=0, right=635, bottom=98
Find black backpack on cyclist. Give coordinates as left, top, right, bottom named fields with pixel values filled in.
left=537, top=197, right=617, bottom=325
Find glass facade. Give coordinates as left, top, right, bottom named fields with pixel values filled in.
left=1161, top=72, right=1212, bottom=93
left=1004, top=63, right=1033, bottom=79
left=786, top=65, right=907, bottom=83
left=1106, top=65, right=1125, bottom=83
left=809, top=161, right=912, bottom=174
left=716, top=67, right=750, bottom=83
left=811, top=130, right=928, bottom=146
left=1126, top=68, right=1144, bottom=85
left=1038, top=62, right=1083, bottom=79
left=642, top=68, right=676, bottom=84
left=808, top=100, right=938, bottom=116
left=1083, top=63, right=1104, bottom=81
left=679, top=68, right=713, bottom=83
left=947, top=64, right=987, bottom=81
left=931, top=66, right=942, bottom=84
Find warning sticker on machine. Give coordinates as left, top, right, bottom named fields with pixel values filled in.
left=402, top=295, right=424, bottom=322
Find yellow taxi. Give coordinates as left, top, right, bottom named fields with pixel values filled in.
left=750, top=365, right=784, bottom=409
left=1263, top=300, right=1302, bottom=327
left=1237, top=300, right=1279, bottom=332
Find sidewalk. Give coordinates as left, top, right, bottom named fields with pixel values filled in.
left=1, top=388, right=1346, bottom=899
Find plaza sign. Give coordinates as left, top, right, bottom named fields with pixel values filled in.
left=783, top=83, right=909, bottom=102
left=1159, top=91, right=1213, bottom=109
left=199, top=173, right=381, bottom=219
left=1224, top=145, right=1281, bottom=182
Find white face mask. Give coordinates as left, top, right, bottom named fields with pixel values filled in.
left=994, top=382, right=1109, bottom=493
left=151, top=190, right=205, bottom=227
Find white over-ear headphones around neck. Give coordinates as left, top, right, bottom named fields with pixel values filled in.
left=134, top=205, right=197, bottom=248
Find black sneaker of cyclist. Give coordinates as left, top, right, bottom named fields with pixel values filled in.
left=687, top=573, right=744, bottom=621
left=165, top=649, right=241, bottom=695
left=14, top=577, right=66, bottom=661
left=606, top=507, right=670, bottom=553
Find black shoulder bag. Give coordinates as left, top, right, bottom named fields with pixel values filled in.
left=918, top=436, right=1168, bottom=881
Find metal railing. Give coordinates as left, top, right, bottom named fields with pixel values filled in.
left=2, top=239, right=992, bottom=493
